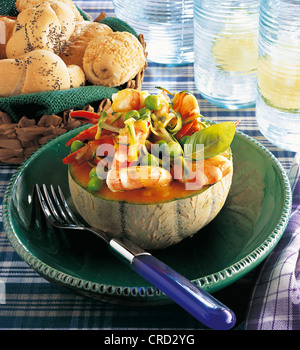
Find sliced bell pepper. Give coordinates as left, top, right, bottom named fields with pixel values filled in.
left=66, top=124, right=98, bottom=146
left=63, top=137, right=115, bottom=165
left=174, top=119, right=199, bottom=140
left=69, top=110, right=101, bottom=124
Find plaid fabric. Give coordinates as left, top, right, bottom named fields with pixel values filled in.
left=245, top=154, right=300, bottom=330
left=0, top=0, right=297, bottom=330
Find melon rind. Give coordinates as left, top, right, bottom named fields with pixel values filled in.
left=68, top=165, right=233, bottom=250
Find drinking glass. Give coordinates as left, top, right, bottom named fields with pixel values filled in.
left=256, top=0, right=300, bottom=152
left=193, top=0, right=259, bottom=109
left=112, top=0, right=194, bottom=65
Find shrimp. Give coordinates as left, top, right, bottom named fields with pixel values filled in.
left=66, top=124, right=98, bottom=146
left=66, top=110, right=125, bottom=146
left=173, top=155, right=232, bottom=190
left=172, top=91, right=200, bottom=124
left=111, top=89, right=149, bottom=112
left=106, top=165, right=173, bottom=192
left=112, top=118, right=150, bottom=169
left=63, top=136, right=115, bottom=165
left=153, top=92, right=171, bottom=118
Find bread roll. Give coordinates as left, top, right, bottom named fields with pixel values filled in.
left=0, top=59, right=27, bottom=97
left=6, top=0, right=76, bottom=58
left=0, top=49, right=85, bottom=97
left=83, top=31, right=146, bottom=87
left=60, top=21, right=113, bottom=68
left=16, top=0, right=84, bottom=21
left=0, top=16, right=16, bottom=59
left=68, top=64, right=85, bottom=88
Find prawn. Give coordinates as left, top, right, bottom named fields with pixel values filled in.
left=111, top=89, right=149, bottom=112
left=66, top=111, right=125, bottom=146
left=173, top=154, right=232, bottom=190
left=66, top=124, right=98, bottom=146
left=153, top=92, right=171, bottom=118
left=172, top=91, right=200, bottom=124
left=63, top=136, right=116, bottom=165
left=112, top=118, right=150, bottom=169
left=106, top=165, right=173, bottom=192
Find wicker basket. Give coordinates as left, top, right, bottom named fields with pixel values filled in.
left=0, top=11, right=147, bottom=164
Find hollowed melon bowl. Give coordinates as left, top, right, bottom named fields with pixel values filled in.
left=68, top=159, right=233, bottom=250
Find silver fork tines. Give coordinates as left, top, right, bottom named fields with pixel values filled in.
left=35, top=184, right=84, bottom=230
left=35, top=184, right=111, bottom=243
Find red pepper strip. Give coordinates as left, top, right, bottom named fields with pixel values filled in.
left=66, top=125, right=116, bottom=146
left=63, top=137, right=115, bottom=165
left=235, top=120, right=241, bottom=128
left=69, top=110, right=101, bottom=124
left=175, top=119, right=241, bottom=141
left=186, top=120, right=204, bottom=135
left=66, top=124, right=98, bottom=146
left=174, top=119, right=198, bottom=140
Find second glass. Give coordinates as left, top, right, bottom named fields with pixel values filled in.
left=112, top=0, right=194, bottom=66
left=193, top=0, right=259, bottom=109
left=256, top=0, right=300, bottom=152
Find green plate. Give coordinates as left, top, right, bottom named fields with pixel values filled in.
left=3, top=127, right=292, bottom=305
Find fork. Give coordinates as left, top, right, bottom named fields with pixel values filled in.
left=35, top=183, right=236, bottom=330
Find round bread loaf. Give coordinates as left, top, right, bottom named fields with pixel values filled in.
left=6, top=0, right=76, bottom=58
left=67, top=64, right=86, bottom=88
left=0, top=16, right=16, bottom=59
left=0, top=49, right=85, bottom=96
left=16, top=0, right=84, bottom=21
left=83, top=31, right=146, bottom=87
left=60, top=21, right=113, bottom=68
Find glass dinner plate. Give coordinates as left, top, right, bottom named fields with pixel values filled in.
left=3, top=126, right=292, bottom=305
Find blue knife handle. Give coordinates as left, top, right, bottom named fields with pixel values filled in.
left=131, top=253, right=236, bottom=330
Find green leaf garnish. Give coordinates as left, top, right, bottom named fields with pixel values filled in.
left=184, top=122, right=236, bottom=160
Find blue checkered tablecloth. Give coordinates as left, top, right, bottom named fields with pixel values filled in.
left=0, top=0, right=298, bottom=333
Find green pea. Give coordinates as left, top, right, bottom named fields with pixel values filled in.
left=165, top=141, right=183, bottom=158
left=71, top=140, right=84, bottom=153
left=89, top=167, right=97, bottom=179
left=95, top=164, right=108, bottom=180
left=155, top=140, right=168, bottom=145
left=88, top=177, right=103, bottom=191
left=144, top=95, right=162, bottom=110
left=141, top=153, right=159, bottom=167
left=152, top=139, right=167, bottom=157
left=156, top=140, right=168, bottom=146
left=138, top=107, right=151, bottom=118
left=125, top=110, right=140, bottom=120
left=179, top=135, right=190, bottom=147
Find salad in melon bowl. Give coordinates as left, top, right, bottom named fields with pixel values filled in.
left=63, top=88, right=237, bottom=250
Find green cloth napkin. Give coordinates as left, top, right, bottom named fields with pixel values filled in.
left=0, top=0, right=18, bottom=16
left=0, top=1, right=139, bottom=122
